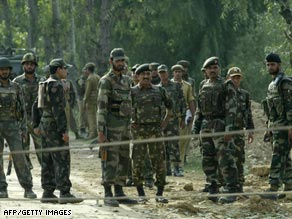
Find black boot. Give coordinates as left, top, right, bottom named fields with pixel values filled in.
left=104, top=186, right=119, bottom=207
left=260, top=184, right=279, bottom=200
left=208, top=182, right=219, bottom=202
left=136, top=185, right=148, bottom=203
left=155, top=186, right=168, bottom=203
left=0, top=188, right=8, bottom=198
left=24, top=188, right=37, bottom=199
left=114, top=185, right=137, bottom=205
left=40, top=190, right=58, bottom=203
left=218, top=187, right=237, bottom=204
left=59, top=190, right=83, bottom=204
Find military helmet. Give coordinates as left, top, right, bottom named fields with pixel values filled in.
left=0, top=57, right=12, bottom=69
left=227, top=67, right=242, bottom=77
left=21, top=52, right=38, bottom=66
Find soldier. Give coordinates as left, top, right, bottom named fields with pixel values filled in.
left=158, top=64, right=186, bottom=176
left=34, top=58, right=83, bottom=204
left=150, top=62, right=161, bottom=85
left=226, top=67, right=254, bottom=193
left=13, top=53, right=45, bottom=168
left=192, top=57, right=239, bottom=203
left=171, top=64, right=196, bottom=176
left=261, top=53, right=292, bottom=200
left=83, top=62, right=100, bottom=139
left=131, top=63, right=172, bottom=203
left=0, top=57, right=36, bottom=199
left=76, top=68, right=89, bottom=138
left=177, top=60, right=196, bottom=98
left=97, top=48, right=137, bottom=207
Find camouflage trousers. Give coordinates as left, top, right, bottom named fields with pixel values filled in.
left=201, top=118, right=238, bottom=191
left=22, top=122, right=42, bottom=166
left=40, top=128, right=72, bottom=192
left=65, top=105, right=79, bottom=134
left=269, top=129, right=292, bottom=187
left=132, top=124, right=166, bottom=187
left=233, top=134, right=245, bottom=187
left=164, top=117, right=180, bottom=165
left=0, top=120, right=33, bottom=190
left=101, top=115, right=130, bottom=186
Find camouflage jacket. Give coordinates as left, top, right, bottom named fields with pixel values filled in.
left=84, top=73, right=100, bottom=104
left=76, top=75, right=87, bottom=100
left=61, top=79, right=77, bottom=108
left=192, top=76, right=237, bottom=133
left=13, top=73, right=46, bottom=120
left=41, top=75, right=67, bottom=134
left=234, top=88, right=254, bottom=130
left=0, top=80, right=27, bottom=132
left=159, top=80, right=186, bottom=119
left=131, top=84, right=173, bottom=125
left=97, top=70, right=132, bottom=132
left=266, top=72, right=292, bottom=126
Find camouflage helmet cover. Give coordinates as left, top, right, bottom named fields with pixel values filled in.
left=0, top=57, right=12, bottom=69
left=21, top=52, right=38, bottom=66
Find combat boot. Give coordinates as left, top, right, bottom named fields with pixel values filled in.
left=59, top=191, right=83, bottom=204
left=207, top=182, right=219, bottom=202
left=201, top=183, right=210, bottom=192
left=0, top=189, right=8, bottom=198
left=104, top=186, right=119, bottom=207
left=114, top=185, right=137, bottom=204
left=278, top=184, right=292, bottom=199
left=260, top=184, right=279, bottom=200
left=40, top=190, right=58, bottom=203
left=218, top=188, right=237, bottom=204
left=24, top=188, right=37, bottom=199
left=136, top=185, right=148, bottom=203
left=155, top=186, right=168, bottom=203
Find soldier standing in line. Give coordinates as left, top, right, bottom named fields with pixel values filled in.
left=76, top=68, right=89, bottom=138
left=192, top=57, right=239, bottom=203
left=13, top=53, right=45, bottom=168
left=131, top=63, right=172, bottom=203
left=261, top=53, right=292, bottom=200
left=34, top=58, right=83, bottom=204
left=97, top=48, right=137, bottom=207
left=0, top=57, right=36, bottom=199
left=158, top=64, right=186, bottom=176
left=150, top=62, right=161, bottom=85
left=83, top=62, right=100, bottom=140
left=171, top=64, right=196, bottom=176
left=226, top=67, right=254, bottom=193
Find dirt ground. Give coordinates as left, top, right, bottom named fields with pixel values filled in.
left=1, top=101, right=292, bottom=219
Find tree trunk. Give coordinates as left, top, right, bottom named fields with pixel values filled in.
left=27, top=0, right=38, bottom=49
left=52, top=0, right=63, bottom=57
left=69, top=0, right=76, bottom=63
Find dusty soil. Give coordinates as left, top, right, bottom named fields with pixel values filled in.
left=1, top=101, right=292, bottom=219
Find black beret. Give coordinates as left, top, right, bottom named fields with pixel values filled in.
left=265, top=53, right=281, bottom=63
left=131, top=64, right=140, bottom=72
left=135, top=63, right=150, bottom=75
left=177, top=60, right=190, bottom=68
left=202, top=56, right=219, bottom=69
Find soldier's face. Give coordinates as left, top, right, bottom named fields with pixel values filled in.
left=266, top=62, right=280, bottom=75
left=138, top=71, right=152, bottom=86
left=151, top=70, right=158, bottom=77
left=230, top=75, right=241, bottom=88
left=173, top=70, right=182, bottom=81
left=23, top=62, right=36, bottom=74
left=205, top=65, right=220, bottom=79
left=111, top=59, right=126, bottom=72
left=158, top=71, right=168, bottom=81
left=0, top=67, right=10, bottom=80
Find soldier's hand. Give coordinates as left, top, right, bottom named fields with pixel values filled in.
left=98, top=132, right=108, bottom=143
left=62, top=133, right=69, bottom=143
left=33, top=127, right=41, bottom=136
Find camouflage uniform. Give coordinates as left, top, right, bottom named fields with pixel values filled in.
left=0, top=69, right=35, bottom=198
left=192, top=59, right=238, bottom=201
left=13, top=73, right=45, bottom=166
left=76, top=74, right=88, bottom=134
left=265, top=72, right=292, bottom=189
left=84, top=72, right=100, bottom=139
left=158, top=66, right=186, bottom=174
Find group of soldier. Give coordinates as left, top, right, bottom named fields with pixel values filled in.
left=0, top=47, right=291, bottom=207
